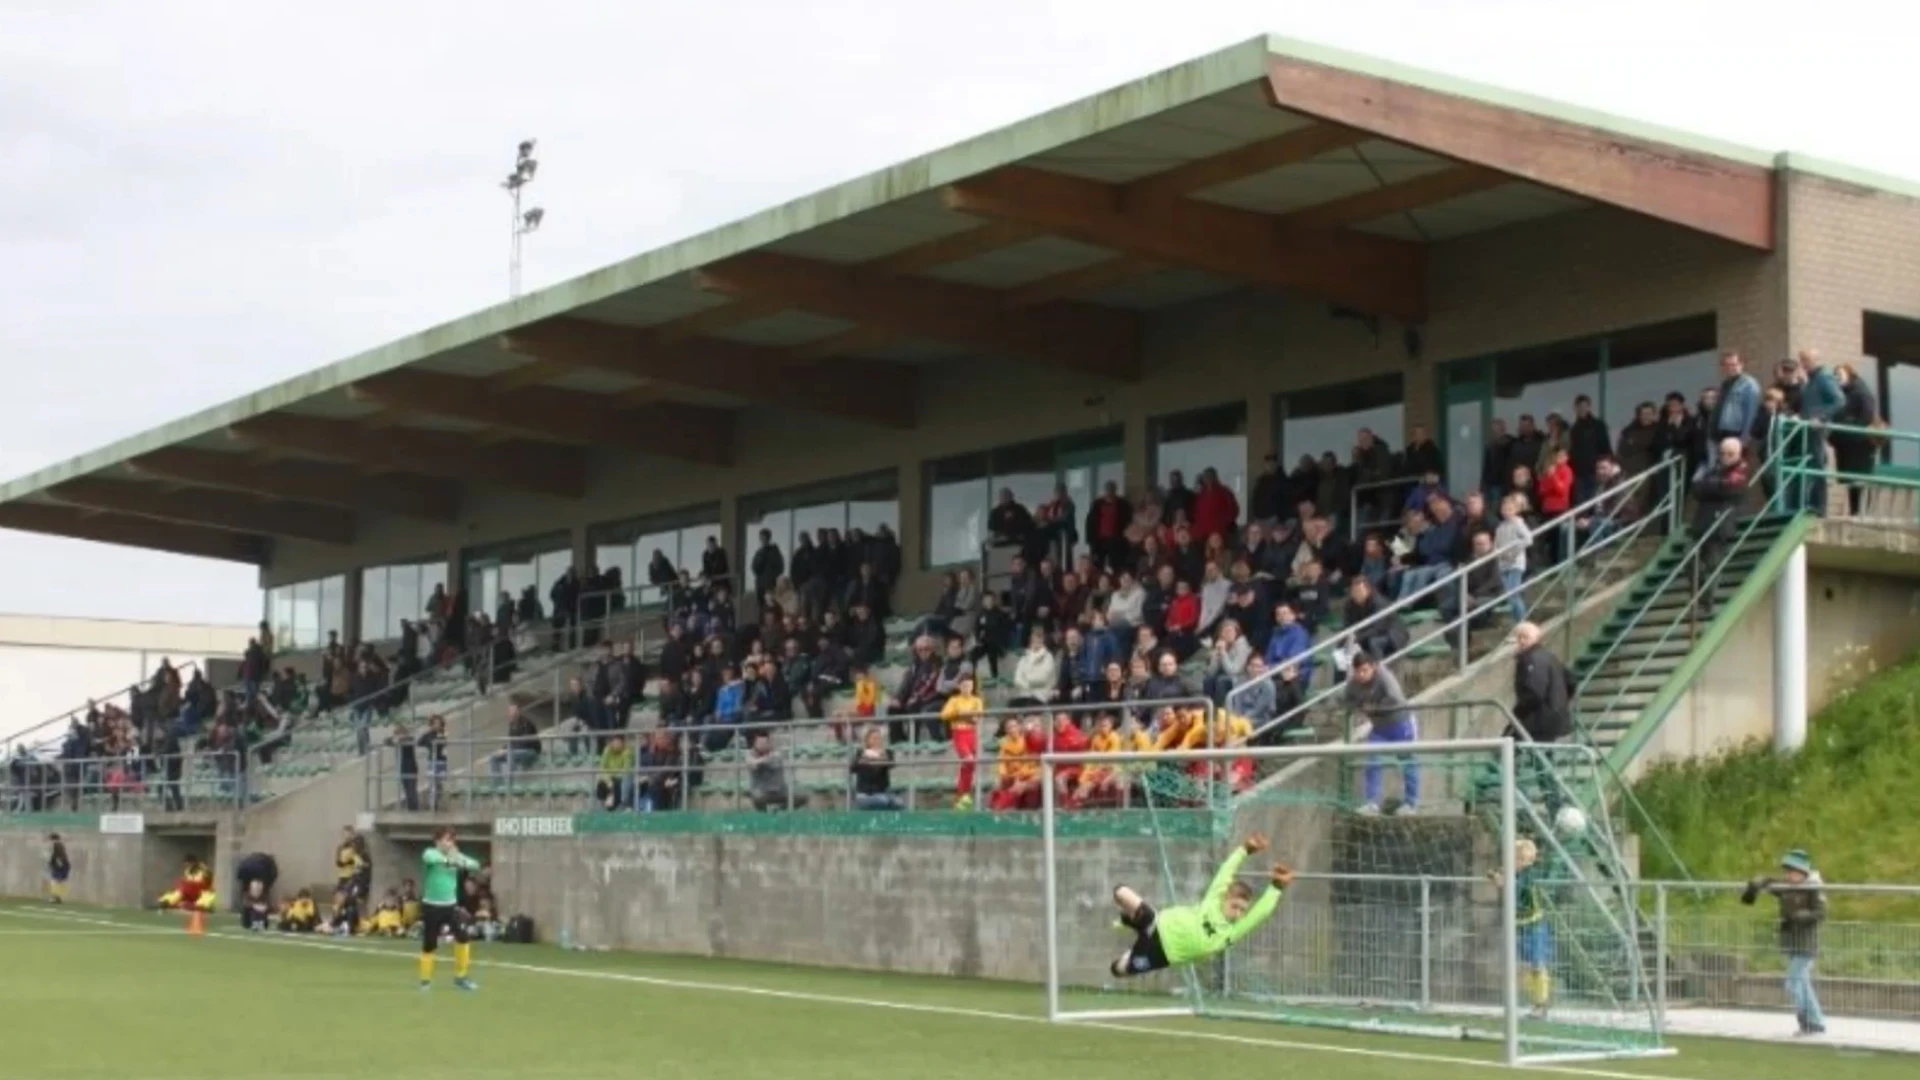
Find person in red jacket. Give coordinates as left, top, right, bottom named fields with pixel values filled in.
left=1084, top=481, right=1132, bottom=573
left=1190, top=468, right=1241, bottom=544
left=1044, top=712, right=1091, bottom=805
left=1535, top=449, right=1575, bottom=517
left=1163, top=580, right=1202, bottom=661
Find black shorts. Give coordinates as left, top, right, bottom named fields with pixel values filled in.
left=1117, top=901, right=1170, bottom=977
left=419, top=903, right=470, bottom=953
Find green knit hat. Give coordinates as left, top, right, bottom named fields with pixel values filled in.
left=1779, top=848, right=1814, bottom=874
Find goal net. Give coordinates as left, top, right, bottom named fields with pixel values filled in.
left=1038, top=738, right=1668, bottom=1067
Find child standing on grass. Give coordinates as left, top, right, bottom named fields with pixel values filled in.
left=1108, top=834, right=1291, bottom=978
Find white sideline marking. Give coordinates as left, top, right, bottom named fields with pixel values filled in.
left=0, top=904, right=1710, bottom=1080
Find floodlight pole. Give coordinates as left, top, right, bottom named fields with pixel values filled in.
left=504, top=138, right=542, bottom=299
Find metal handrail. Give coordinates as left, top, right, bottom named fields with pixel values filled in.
left=366, top=695, right=1220, bottom=813
left=4, top=660, right=207, bottom=757
left=1347, top=472, right=1426, bottom=540
left=1, top=748, right=252, bottom=811
left=1231, top=459, right=1679, bottom=743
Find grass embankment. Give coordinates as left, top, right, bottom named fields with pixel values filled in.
left=1632, top=652, right=1920, bottom=919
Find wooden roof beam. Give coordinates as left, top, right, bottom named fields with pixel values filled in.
left=128, top=448, right=460, bottom=523
left=942, top=167, right=1428, bottom=320
left=693, top=251, right=1139, bottom=380
left=348, top=371, right=734, bottom=467
left=229, top=414, right=586, bottom=499
left=46, top=478, right=355, bottom=545
left=0, top=503, right=267, bottom=564
left=500, top=319, right=915, bottom=429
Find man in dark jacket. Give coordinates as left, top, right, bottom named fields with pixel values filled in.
left=750, top=529, right=784, bottom=612
left=1691, top=437, right=1750, bottom=617
left=1510, top=622, right=1572, bottom=743
left=1568, top=395, right=1612, bottom=502
left=1742, top=848, right=1827, bottom=1036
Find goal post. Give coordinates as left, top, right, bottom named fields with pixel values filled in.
left=1038, top=738, right=1670, bottom=1068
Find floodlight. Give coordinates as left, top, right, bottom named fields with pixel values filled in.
left=517, top=139, right=536, bottom=161
left=523, top=207, right=545, bottom=230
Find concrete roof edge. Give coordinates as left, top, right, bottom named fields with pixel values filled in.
left=0, top=37, right=1275, bottom=507
left=1774, top=151, right=1920, bottom=201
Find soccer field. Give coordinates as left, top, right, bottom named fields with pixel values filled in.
left=0, top=901, right=1905, bottom=1080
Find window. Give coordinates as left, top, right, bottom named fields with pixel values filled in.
left=1151, top=403, right=1247, bottom=501
left=1601, top=316, right=1717, bottom=434
left=1865, top=313, right=1920, bottom=469
left=359, top=559, right=450, bottom=642
left=921, top=429, right=1123, bottom=568
left=263, top=573, right=347, bottom=651
left=1278, top=376, right=1405, bottom=465
left=741, top=471, right=900, bottom=581
left=588, top=505, right=722, bottom=603
left=1493, top=341, right=1601, bottom=435
left=464, top=532, right=571, bottom=617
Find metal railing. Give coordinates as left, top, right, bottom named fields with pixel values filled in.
left=1230, top=458, right=1681, bottom=745
left=364, top=696, right=1221, bottom=814
left=3, top=661, right=207, bottom=758
left=1774, top=415, right=1920, bottom=524
left=1347, top=472, right=1425, bottom=540
left=1, top=749, right=251, bottom=813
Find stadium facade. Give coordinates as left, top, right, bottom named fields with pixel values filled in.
left=3, top=34, right=1918, bottom=649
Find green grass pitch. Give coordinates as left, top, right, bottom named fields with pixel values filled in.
left=0, top=900, right=1906, bottom=1080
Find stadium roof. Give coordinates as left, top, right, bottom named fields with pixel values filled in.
left=4, top=33, right=1909, bottom=565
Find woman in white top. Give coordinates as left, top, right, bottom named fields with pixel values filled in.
left=1012, top=627, right=1060, bottom=703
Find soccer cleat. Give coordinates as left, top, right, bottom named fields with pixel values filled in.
left=419, top=981, right=432, bottom=991
left=454, top=977, right=479, bottom=992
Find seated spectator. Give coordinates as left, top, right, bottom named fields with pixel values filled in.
left=1438, top=530, right=1503, bottom=626
left=1342, top=577, right=1409, bottom=667
left=1397, top=491, right=1463, bottom=602
left=636, top=730, right=690, bottom=812
left=595, top=734, right=633, bottom=811
left=1163, top=579, right=1202, bottom=659
left=1105, top=569, right=1146, bottom=632
left=1202, top=619, right=1251, bottom=706
left=889, top=637, right=944, bottom=743
left=1233, top=654, right=1279, bottom=728
left=1197, top=561, right=1232, bottom=638
left=849, top=728, right=902, bottom=811
left=1068, top=713, right=1128, bottom=808
left=932, top=636, right=971, bottom=710
left=988, top=717, right=1041, bottom=810
left=1263, top=601, right=1314, bottom=684
left=1184, top=709, right=1255, bottom=791
left=488, top=704, right=540, bottom=779
left=1012, top=628, right=1059, bottom=704
left=987, top=487, right=1038, bottom=557
left=278, top=888, right=319, bottom=933
left=747, top=735, right=789, bottom=812
left=1577, top=456, right=1639, bottom=550
left=1143, top=650, right=1189, bottom=703
left=708, top=665, right=746, bottom=753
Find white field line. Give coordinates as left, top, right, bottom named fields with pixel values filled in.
left=0, top=903, right=1712, bottom=1080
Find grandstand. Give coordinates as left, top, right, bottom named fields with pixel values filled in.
left=7, top=31, right=1920, bottom=1072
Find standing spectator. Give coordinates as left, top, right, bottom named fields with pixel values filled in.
left=1345, top=652, right=1418, bottom=815
left=1351, top=429, right=1396, bottom=523
left=1509, top=622, right=1572, bottom=744
left=1791, top=351, right=1845, bottom=514
left=1191, top=467, right=1240, bottom=545
left=1741, top=849, right=1827, bottom=1037
left=1035, top=483, right=1078, bottom=566
left=387, top=720, right=420, bottom=811
left=1710, top=350, right=1763, bottom=454
left=699, top=536, right=731, bottom=589
left=746, top=735, right=789, bottom=812
left=1691, top=437, right=1750, bottom=618
left=1404, top=424, right=1444, bottom=480
left=1085, top=482, right=1131, bottom=573
left=1249, top=454, right=1284, bottom=525
left=969, top=592, right=1012, bottom=680
left=1481, top=418, right=1515, bottom=499
left=1833, top=362, right=1883, bottom=515
left=750, top=529, right=784, bottom=613
left=1568, top=395, right=1611, bottom=501
left=987, top=488, right=1038, bottom=560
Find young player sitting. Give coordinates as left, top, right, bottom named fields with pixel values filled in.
left=1488, top=837, right=1552, bottom=1018
left=239, top=880, right=275, bottom=931
left=279, top=889, right=319, bottom=933
left=1109, top=834, right=1291, bottom=978
left=156, top=855, right=216, bottom=911
left=369, top=891, right=407, bottom=937
left=323, top=886, right=359, bottom=937
left=1068, top=714, right=1124, bottom=808
left=398, top=878, right=423, bottom=931
left=988, top=718, right=1039, bottom=811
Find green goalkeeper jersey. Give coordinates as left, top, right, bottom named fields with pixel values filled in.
left=422, top=847, right=480, bottom=906
left=1155, top=848, right=1283, bottom=965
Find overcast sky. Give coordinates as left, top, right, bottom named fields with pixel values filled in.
left=2, top=0, right=1913, bottom=626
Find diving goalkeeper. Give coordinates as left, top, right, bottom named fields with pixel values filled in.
left=1109, top=833, right=1292, bottom=978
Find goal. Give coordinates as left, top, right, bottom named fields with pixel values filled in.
left=1037, top=738, right=1670, bottom=1068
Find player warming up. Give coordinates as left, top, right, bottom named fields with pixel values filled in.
left=419, top=826, right=483, bottom=991
left=1108, top=833, right=1291, bottom=978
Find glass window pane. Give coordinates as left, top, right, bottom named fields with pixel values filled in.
left=991, top=439, right=1058, bottom=517
left=1494, top=342, right=1601, bottom=439
left=319, top=575, right=345, bottom=645
left=793, top=501, right=846, bottom=545
left=1281, top=376, right=1405, bottom=467
left=927, top=480, right=987, bottom=568
left=594, top=542, right=634, bottom=590
left=389, top=566, right=421, bottom=639
left=268, top=586, right=293, bottom=650
left=1887, top=361, right=1920, bottom=468
left=536, top=549, right=571, bottom=600
left=1603, top=318, right=1718, bottom=447
left=848, top=497, right=898, bottom=535
left=1094, top=461, right=1126, bottom=499
left=359, top=568, right=388, bottom=643
left=292, top=581, right=320, bottom=649
left=681, top=524, right=722, bottom=581
left=1153, top=403, right=1249, bottom=503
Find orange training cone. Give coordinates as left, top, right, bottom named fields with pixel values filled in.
left=186, top=910, right=205, bottom=936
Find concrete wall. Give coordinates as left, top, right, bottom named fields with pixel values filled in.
left=263, top=203, right=1782, bottom=617
left=0, top=825, right=146, bottom=908
left=1638, top=566, right=1920, bottom=770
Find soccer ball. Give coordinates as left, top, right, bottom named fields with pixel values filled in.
left=1553, top=806, right=1589, bottom=836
